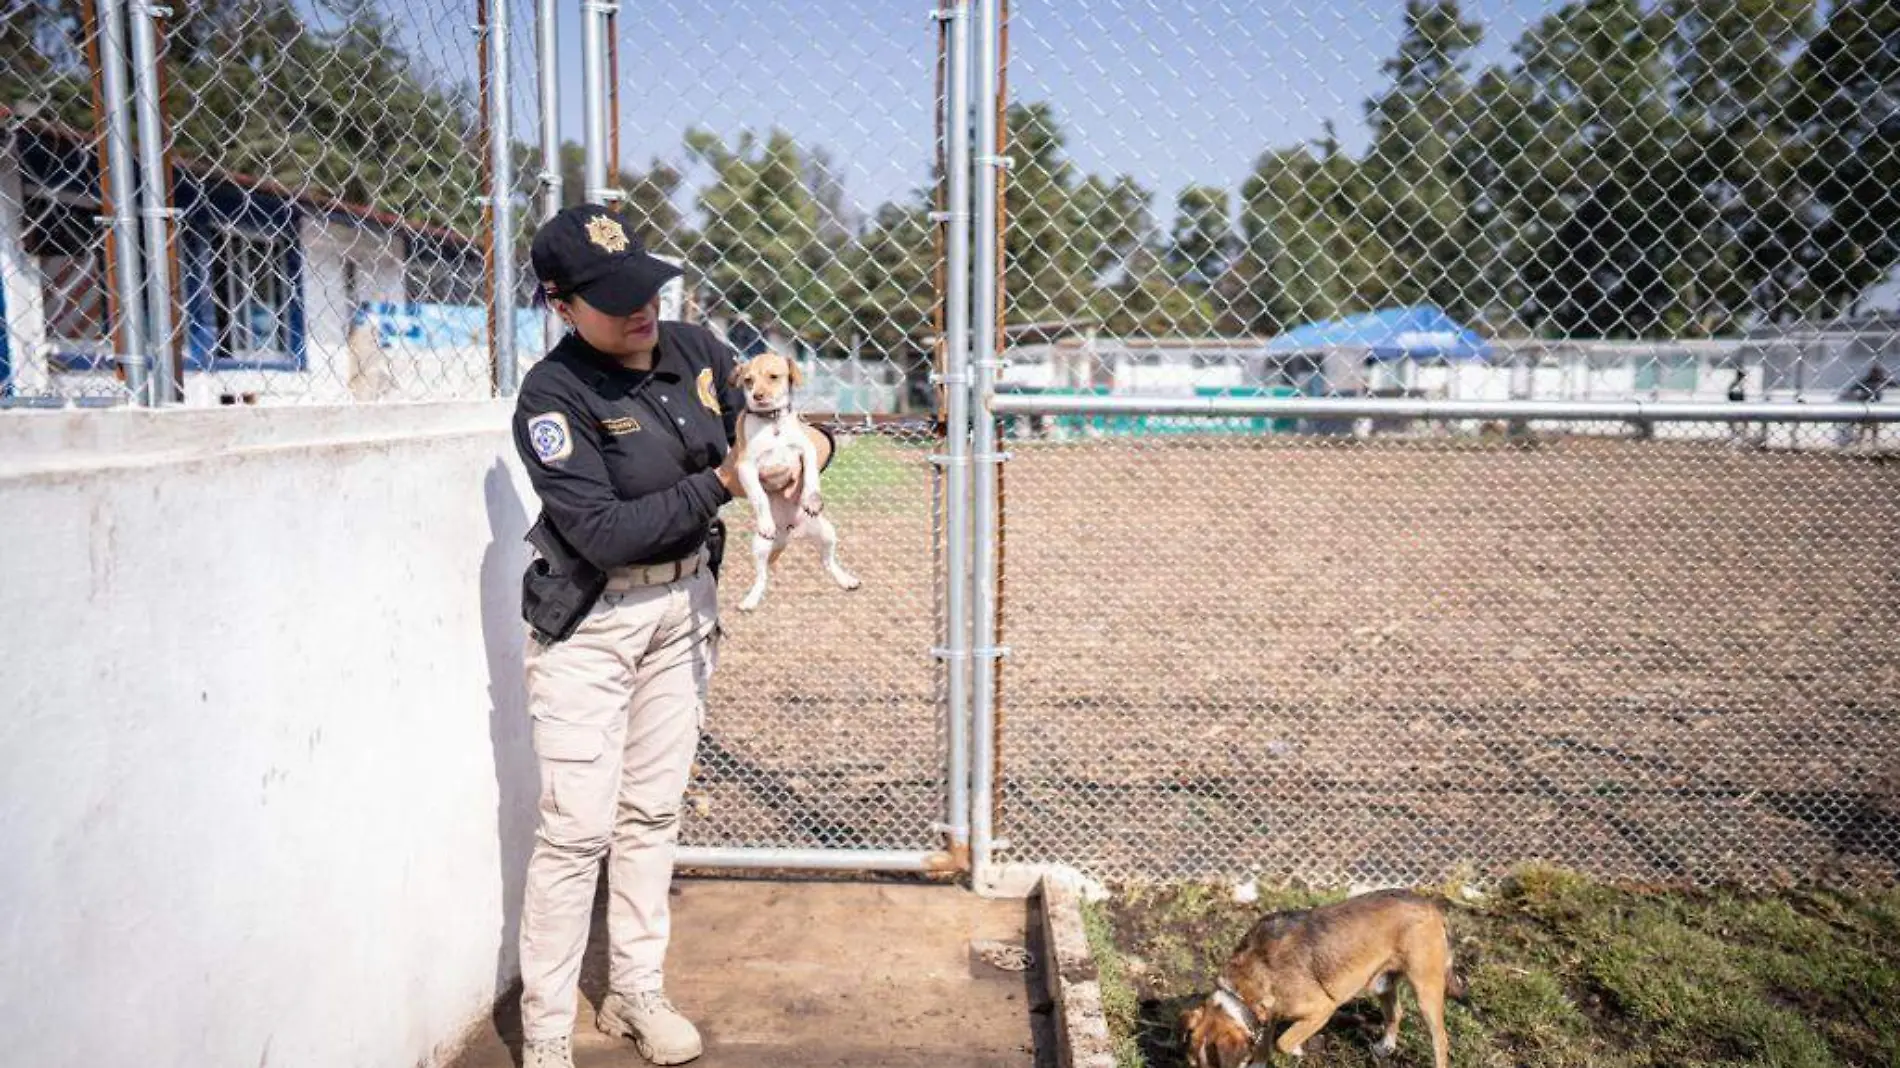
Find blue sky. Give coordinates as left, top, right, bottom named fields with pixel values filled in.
left=487, top=0, right=1563, bottom=228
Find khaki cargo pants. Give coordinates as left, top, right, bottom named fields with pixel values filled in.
left=517, top=559, right=717, bottom=1042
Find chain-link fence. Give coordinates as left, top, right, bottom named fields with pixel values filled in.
left=6, top=0, right=1897, bottom=888
left=1, top=0, right=545, bottom=405
left=987, top=0, right=1900, bottom=889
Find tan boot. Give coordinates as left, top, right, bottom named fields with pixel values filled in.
left=598, top=990, right=703, bottom=1065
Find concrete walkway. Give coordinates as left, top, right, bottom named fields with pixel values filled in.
left=451, top=879, right=1053, bottom=1068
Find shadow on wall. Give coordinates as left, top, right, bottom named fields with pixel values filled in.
left=480, top=458, right=535, bottom=1058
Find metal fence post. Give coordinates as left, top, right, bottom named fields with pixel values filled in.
left=968, top=0, right=1004, bottom=883
left=535, top=0, right=561, bottom=350
left=128, top=0, right=176, bottom=404
left=937, top=0, right=976, bottom=866
left=484, top=0, right=518, bottom=395
left=536, top=0, right=562, bottom=221
left=580, top=0, right=613, bottom=204
left=93, top=0, right=149, bottom=404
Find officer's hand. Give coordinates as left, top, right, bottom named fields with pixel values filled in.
left=715, top=450, right=743, bottom=496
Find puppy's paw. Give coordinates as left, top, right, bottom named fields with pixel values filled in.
left=755, top=518, right=778, bottom=540
left=800, top=491, right=823, bottom=516
left=1372, top=1035, right=1397, bottom=1058
left=739, top=594, right=763, bottom=613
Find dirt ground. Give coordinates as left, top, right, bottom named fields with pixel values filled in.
left=693, top=430, right=1900, bottom=888
left=449, top=879, right=1053, bottom=1068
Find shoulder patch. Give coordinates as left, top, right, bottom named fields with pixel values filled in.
left=526, top=411, right=573, bottom=463
left=696, top=367, right=721, bottom=414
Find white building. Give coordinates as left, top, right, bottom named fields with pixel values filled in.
left=0, top=111, right=537, bottom=406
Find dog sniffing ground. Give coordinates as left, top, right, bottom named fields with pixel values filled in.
left=1087, top=868, right=1900, bottom=1068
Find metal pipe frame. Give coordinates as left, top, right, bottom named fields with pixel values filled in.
left=534, top=0, right=562, bottom=351
left=125, top=1, right=175, bottom=402
left=94, top=0, right=148, bottom=404
left=675, top=847, right=954, bottom=873
left=990, top=394, right=1900, bottom=424
left=939, top=0, right=976, bottom=860
left=128, top=0, right=176, bottom=404
left=580, top=0, right=612, bottom=204
left=486, top=0, right=518, bottom=395
left=967, top=0, right=1003, bottom=883
left=536, top=0, right=562, bottom=220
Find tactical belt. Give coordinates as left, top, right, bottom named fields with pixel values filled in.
left=603, top=549, right=706, bottom=591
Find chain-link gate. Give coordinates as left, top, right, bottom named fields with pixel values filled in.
left=981, top=0, right=1900, bottom=889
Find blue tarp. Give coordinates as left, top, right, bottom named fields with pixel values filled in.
left=1264, top=305, right=1490, bottom=361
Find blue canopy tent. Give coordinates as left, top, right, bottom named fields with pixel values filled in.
left=1257, top=305, right=1490, bottom=403
left=1264, top=305, right=1490, bottom=362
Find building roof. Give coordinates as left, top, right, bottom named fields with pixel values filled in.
left=1, top=103, right=474, bottom=246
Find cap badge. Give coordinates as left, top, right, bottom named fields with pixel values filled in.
left=586, top=215, right=630, bottom=253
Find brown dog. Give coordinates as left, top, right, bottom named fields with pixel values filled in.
left=1183, top=890, right=1463, bottom=1068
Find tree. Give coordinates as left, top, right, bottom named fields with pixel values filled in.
left=0, top=1, right=95, bottom=129
left=1003, top=102, right=1154, bottom=324
left=839, top=197, right=937, bottom=358
left=1168, top=184, right=1235, bottom=287
left=684, top=128, right=846, bottom=342
left=1363, top=0, right=1483, bottom=318
left=1787, top=0, right=1898, bottom=318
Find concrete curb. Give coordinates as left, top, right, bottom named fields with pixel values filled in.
left=1038, top=876, right=1117, bottom=1068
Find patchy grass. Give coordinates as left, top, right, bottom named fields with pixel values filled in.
left=1093, top=868, right=1900, bottom=1068
left=820, top=433, right=928, bottom=509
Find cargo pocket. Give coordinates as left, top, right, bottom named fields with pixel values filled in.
left=532, top=721, right=606, bottom=820
left=533, top=721, right=603, bottom=762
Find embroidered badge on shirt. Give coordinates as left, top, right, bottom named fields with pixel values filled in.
left=586, top=215, right=629, bottom=253
left=696, top=368, right=721, bottom=413
left=527, top=412, right=573, bottom=463
left=600, top=415, right=642, bottom=436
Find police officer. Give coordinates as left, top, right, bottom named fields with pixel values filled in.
left=510, top=205, right=826, bottom=1068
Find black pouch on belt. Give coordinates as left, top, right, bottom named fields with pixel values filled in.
left=521, top=513, right=608, bottom=644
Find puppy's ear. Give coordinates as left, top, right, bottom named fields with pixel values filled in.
left=786, top=358, right=804, bottom=387
left=727, top=360, right=750, bottom=388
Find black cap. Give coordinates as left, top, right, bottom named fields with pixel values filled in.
left=530, top=205, right=683, bottom=316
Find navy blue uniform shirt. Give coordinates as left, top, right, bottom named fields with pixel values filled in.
left=513, top=322, right=748, bottom=570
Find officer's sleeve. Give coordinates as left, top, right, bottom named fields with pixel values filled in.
left=514, top=378, right=731, bottom=571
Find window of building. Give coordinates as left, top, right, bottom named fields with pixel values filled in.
left=206, top=224, right=297, bottom=363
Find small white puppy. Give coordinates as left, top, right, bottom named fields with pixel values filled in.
left=729, top=352, right=860, bottom=612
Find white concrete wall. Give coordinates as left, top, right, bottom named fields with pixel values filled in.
left=0, top=402, right=539, bottom=1068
